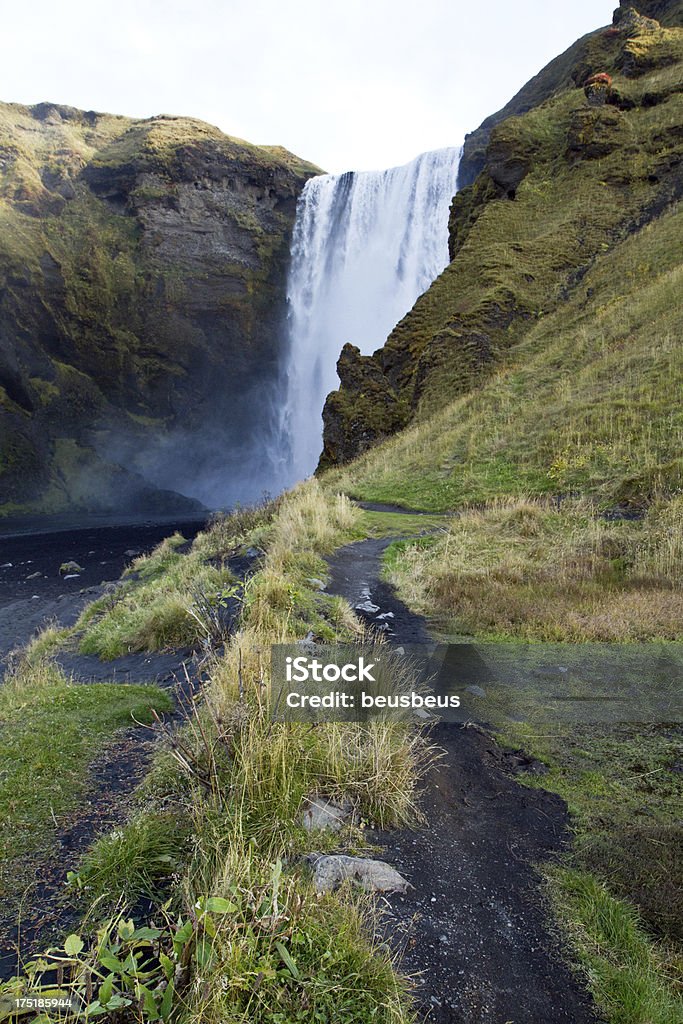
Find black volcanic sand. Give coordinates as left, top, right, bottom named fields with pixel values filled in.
left=0, top=515, right=207, bottom=662
left=327, top=536, right=600, bottom=1024
left=0, top=515, right=208, bottom=979
left=355, top=501, right=440, bottom=516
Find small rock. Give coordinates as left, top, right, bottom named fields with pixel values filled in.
left=465, top=684, right=487, bottom=698
left=355, top=585, right=379, bottom=613
left=306, top=577, right=327, bottom=591
left=307, top=854, right=409, bottom=894
left=1, top=562, right=12, bottom=568
left=124, top=549, right=141, bottom=558
left=59, top=561, right=83, bottom=576
left=26, top=571, right=41, bottom=580
left=296, top=632, right=317, bottom=654
left=301, top=796, right=351, bottom=832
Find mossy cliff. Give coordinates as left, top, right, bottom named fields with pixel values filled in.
left=320, top=1, right=683, bottom=469
left=0, top=103, right=318, bottom=515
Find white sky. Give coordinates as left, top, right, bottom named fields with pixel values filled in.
left=2, top=0, right=618, bottom=173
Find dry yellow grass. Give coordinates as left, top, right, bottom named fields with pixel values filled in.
left=386, top=497, right=683, bottom=641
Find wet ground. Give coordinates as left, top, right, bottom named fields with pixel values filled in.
left=0, top=514, right=209, bottom=977
left=0, top=515, right=207, bottom=662
left=326, top=533, right=601, bottom=1024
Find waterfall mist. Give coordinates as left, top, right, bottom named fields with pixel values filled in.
left=280, top=146, right=462, bottom=483
left=102, top=147, right=461, bottom=514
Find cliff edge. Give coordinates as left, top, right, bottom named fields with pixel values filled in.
left=0, top=103, right=318, bottom=515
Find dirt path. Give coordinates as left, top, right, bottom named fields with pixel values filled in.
left=327, top=536, right=601, bottom=1024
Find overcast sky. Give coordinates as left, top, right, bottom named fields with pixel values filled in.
left=2, top=0, right=617, bottom=173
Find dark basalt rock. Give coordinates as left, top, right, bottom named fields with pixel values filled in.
left=0, top=102, right=319, bottom=514
left=318, top=345, right=409, bottom=469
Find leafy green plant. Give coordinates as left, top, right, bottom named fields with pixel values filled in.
left=0, top=904, right=222, bottom=1023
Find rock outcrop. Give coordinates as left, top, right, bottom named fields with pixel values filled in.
left=0, top=102, right=318, bottom=515
left=319, top=345, right=410, bottom=469
left=321, top=2, right=683, bottom=468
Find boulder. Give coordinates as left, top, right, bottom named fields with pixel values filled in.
left=59, top=561, right=83, bottom=576
left=307, top=853, right=409, bottom=894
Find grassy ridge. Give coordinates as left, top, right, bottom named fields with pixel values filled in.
left=328, top=203, right=683, bottom=513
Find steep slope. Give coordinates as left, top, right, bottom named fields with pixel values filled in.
left=0, top=102, right=318, bottom=515
left=328, top=192, right=683, bottom=512
left=320, top=2, right=683, bottom=470
left=458, top=0, right=683, bottom=186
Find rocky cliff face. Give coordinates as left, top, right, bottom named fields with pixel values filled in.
left=0, top=102, right=318, bottom=515
left=320, top=1, right=683, bottom=469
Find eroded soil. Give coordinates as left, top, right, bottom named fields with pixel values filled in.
left=327, top=535, right=600, bottom=1024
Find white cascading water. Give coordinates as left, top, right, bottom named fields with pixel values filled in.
left=278, top=146, right=462, bottom=483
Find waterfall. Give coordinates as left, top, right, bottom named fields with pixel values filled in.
left=279, top=146, right=462, bottom=483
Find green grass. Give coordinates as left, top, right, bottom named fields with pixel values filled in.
left=71, top=810, right=189, bottom=910
left=550, top=868, right=683, bottom=1024
left=0, top=655, right=173, bottom=909
left=76, top=534, right=237, bottom=658
left=184, top=858, right=413, bottom=1024
left=498, top=721, right=683, bottom=942
left=358, top=508, right=451, bottom=537
left=329, top=202, right=683, bottom=513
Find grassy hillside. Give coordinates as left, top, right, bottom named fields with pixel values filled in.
left=320, top=5, right=683, bottom=468
left=328, top=199, right=683, bottom=512
left=315, top=6, right=683, bottom=1020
